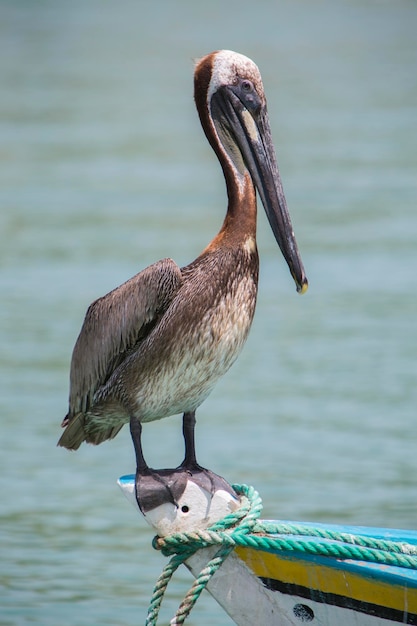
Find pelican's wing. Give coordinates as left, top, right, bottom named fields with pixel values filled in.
left=66, top=258, right=183, bottom=418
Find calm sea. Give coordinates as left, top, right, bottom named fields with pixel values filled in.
left=1, top=1, right=416, bottom=624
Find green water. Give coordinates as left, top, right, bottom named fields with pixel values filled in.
left=1, top=1, right=416, bottom=623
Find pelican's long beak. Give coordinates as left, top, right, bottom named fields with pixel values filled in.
left=211, top=87, right=308, bottom=294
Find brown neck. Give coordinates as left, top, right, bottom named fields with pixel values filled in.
left=223, top=170, right=257, bottom=235
left=202, top=172, right=257, bottom=254
left=194, top=55, right=258, bottom=252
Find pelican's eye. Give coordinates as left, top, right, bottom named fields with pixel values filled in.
left=233, top=79, right=261, bottom=115
left=241, top=79, right=253, bottom=93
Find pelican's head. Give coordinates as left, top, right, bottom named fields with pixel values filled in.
left=194, top=50, right=308, bottom=294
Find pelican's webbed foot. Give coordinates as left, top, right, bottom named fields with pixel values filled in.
left=129, top=414, right=238, bottom=526
left=135, top=466, right=188, bottom=513
left=131, top=465, right=239, bottom=536
left=135, top=465, right=237, bottom=515
left=177, top=459, right=236, bottom=498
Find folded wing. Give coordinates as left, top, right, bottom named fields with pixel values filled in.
left=62, top=257, right=183, bottom=426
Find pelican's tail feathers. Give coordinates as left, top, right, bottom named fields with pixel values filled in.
left=58, top=413, right=86, bottom=450
left=58, top=412, right=125, bottom=450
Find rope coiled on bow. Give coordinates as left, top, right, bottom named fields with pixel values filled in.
left=145, top=484, right=417, bottom=625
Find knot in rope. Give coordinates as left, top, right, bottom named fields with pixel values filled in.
left=145, top=483, right=261, bottom=626
left=152, top=483, right=262, bottom=558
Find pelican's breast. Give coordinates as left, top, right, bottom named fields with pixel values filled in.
left=130, top=246, right=259, bottom=421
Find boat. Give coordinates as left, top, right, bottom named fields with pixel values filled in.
left=118, top=473, right=417, bottom=625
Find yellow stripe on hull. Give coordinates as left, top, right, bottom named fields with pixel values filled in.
left=236, top=546, right=417, bottom=617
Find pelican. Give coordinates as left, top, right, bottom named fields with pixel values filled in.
left=58, top=50, right=308, bottom=477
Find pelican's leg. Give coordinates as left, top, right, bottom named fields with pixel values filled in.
left=129, top=415, right=148, bottom=473
left=178, top=411, right=236, bottom=497
left=180, top=410, right=203, bottom=470
left=130, top=415, right=186, bottom=512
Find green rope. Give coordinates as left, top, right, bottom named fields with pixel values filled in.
left=145, top=484, right=417, bottom=625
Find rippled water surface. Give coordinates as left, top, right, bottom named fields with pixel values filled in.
left=1, top=1, right=416, bottom=624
